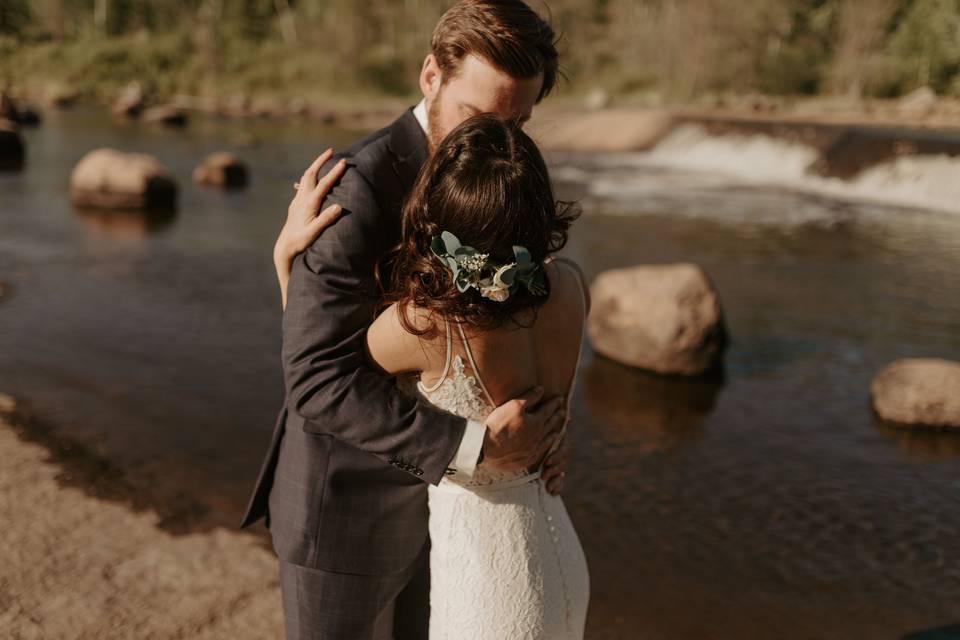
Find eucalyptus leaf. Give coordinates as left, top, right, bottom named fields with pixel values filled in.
left=431, top=235, right=447, bottom=258
left=455, top=270, right=472, bottom=292
left=513, top=245, right=532, bottom=265
left=441, top=231, right=462, bottom=255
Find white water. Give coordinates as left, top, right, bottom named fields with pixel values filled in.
left=553, top=123, right=960, bottom=222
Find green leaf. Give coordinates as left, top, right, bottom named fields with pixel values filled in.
left=513, top=245, right=532, bottom=265
left=441, top=231, right=462, bottom=255
left=431, top=235, right=447, bottom=258
left=455, top=270, right=472, bottom=292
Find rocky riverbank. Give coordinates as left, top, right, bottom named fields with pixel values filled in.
left=0, top=394, right=283, bottom=639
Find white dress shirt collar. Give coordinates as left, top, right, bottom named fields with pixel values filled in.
left=413, top=98, right=429, bottom=136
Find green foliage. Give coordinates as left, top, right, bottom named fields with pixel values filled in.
left=2, top=0, right=959, bottom=102
left=0, top=0, right=32, bottom=36
left=885, top=0, right=960, bottom=94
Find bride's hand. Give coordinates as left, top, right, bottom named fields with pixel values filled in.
left=276, top=148, right=347, bottom=260
left=275, top=149, right=347, bottom=309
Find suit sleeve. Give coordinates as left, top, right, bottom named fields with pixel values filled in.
left=281, top=162, right=467, bottom=485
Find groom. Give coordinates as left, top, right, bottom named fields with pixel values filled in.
left=241, top=2, right=566, bottom=638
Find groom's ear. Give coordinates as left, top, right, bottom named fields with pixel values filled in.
left=419, top=54, right=442, bottom=101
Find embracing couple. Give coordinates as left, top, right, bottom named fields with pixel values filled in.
left=241, top=2, right=590, bottom=638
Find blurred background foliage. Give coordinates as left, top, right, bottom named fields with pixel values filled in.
left=0, top=0, right=959, bottom=104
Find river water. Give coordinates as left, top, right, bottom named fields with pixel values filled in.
left=2, top=107, right=959, bottom=639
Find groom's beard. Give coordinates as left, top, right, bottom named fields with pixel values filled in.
left=427, top=92, right=445, bottom=153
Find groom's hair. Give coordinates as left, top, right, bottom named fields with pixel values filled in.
left=432, top=0, right=560, bottom=103
left=381, top=114, right=579, bottom=334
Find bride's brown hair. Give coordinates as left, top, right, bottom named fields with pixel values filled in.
left=378, top=113, right=579, bottom=334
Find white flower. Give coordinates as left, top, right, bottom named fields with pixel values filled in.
left=480, top=285, right=511, bottom=302
left=479, top=263, right=515, bottom=302
left=492, top=263, right=516, bottom=289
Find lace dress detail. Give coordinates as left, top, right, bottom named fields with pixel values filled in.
left=418, top=355, right=541, bottom=488
left=416, top=260, right=590, bottom=640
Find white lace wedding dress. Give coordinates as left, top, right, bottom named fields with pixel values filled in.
left=416, top=266, right=590, bottom=640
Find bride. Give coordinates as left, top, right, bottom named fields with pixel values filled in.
left=276, top=114, right=590, bottom=639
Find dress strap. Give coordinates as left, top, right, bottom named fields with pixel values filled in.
left=419, top=318, right=453, bottom=393
left=455, top=322, right=497, bottom=407
left=542, top=259, right=589, bottom=462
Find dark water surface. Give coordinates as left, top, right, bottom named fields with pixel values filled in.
left=2, top=108, right=960, bottom=639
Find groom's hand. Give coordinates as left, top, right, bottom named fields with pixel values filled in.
left=481, top=386, right=565, bottom=474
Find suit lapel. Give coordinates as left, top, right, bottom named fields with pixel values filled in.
left=389, top=108, right=429, bottom=194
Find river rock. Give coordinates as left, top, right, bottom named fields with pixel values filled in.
left=0, top=91, right=20, bottom=122
left=112, top=82, right=145, bottom=118
left=898, top=86, right=937, bottom=117
left=528, top=108, right=673, bottom=153
left=871, top=358, right=960, bottom=429
left=0, top=392, right=14, bottom=415
left=69, top=148, right=177, bottom=210
left=43, top=83, right=78, bottom=109
left=192, top=152, right=248, bottom=188
left=587, top=263, right=727, bottom=376
left=141, top=104, right=187, bottom=127
left=0, top=122, right=24, bottom=170
left=286, top=98, right=310, bottom=117
left=17, top=105, right=41, bottom=126
left=584, top=88, right=610, bottom=111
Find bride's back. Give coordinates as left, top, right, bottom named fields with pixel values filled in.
left=418, top=259, right=587, bottom=412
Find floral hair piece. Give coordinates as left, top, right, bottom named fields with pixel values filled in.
left=430, top=231, right=547, bottom=302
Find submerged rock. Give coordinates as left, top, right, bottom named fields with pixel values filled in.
left=69, top=148, right=177, bottom=210
left=871, top=358, right=960, bottom=429
left=192, top=152, right=248, bottom=189
left=587, top=263, right=727, bottom=376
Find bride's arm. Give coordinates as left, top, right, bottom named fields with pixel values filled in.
left=364, top=303, right=433, bottom=376
left=274, top=149, right=347, bottom=310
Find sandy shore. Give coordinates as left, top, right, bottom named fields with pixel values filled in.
left=0, top=394, right=283, bottom=640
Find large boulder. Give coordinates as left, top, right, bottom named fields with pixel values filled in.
left=0, top=121, right=24, bottom=171
left=193, top=151, right=248, bottom=188
left=871, top=359, right=960, bottom=429
left=69, top=148, right=177, bottom=210
left=587, top=263, right=727, bottom=376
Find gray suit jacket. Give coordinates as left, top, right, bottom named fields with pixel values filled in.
left=241, top=108, right=468, bottom=575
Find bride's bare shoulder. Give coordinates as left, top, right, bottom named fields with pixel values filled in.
left=366, top=302, right=444, bottom=376
left=544, top=257, right=590, bottom=313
